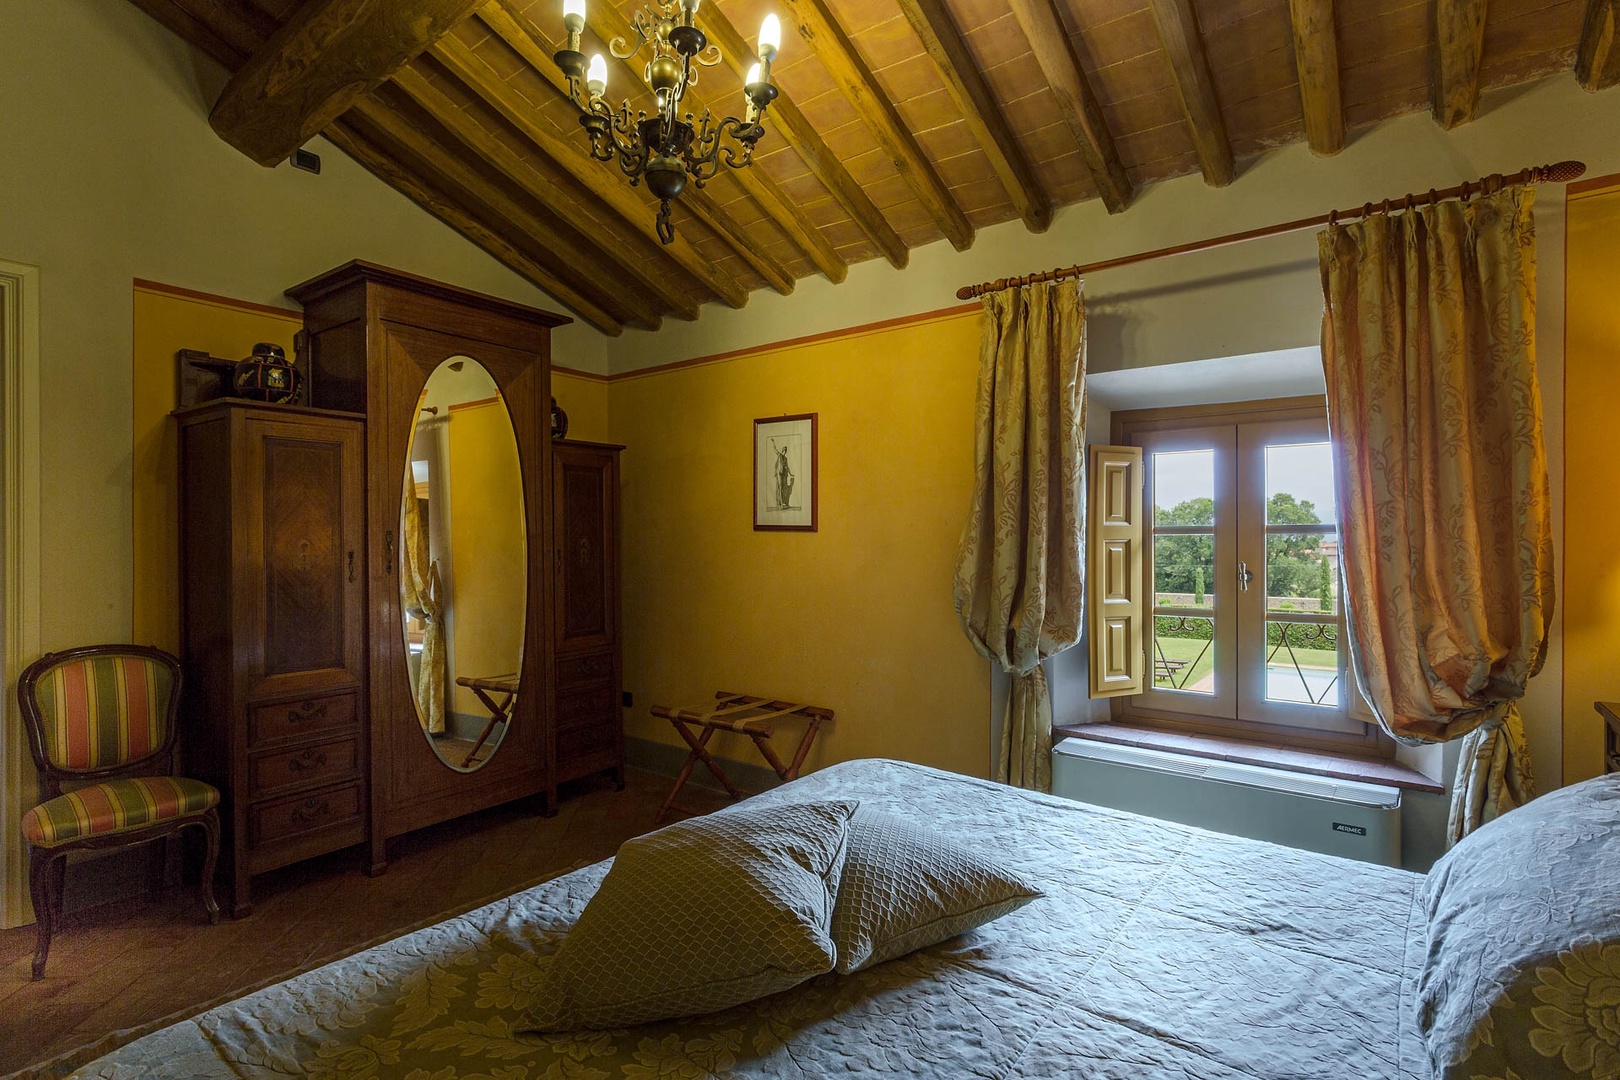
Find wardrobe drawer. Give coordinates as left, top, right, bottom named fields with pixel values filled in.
left=558, top=721, right=617, bottom=762
left=250, top=782, right=363, bottom=847
left=555, top=652, right=613, bottom=691
left=248, top=735, right=361, bottom=799
left=250, top=692, right=357, bottom=746
left=557, top=688, right=617, bottom=729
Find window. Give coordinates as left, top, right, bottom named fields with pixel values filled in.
left=1093, top=398, right=1380, bottom=754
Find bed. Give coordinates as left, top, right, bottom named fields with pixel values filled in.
left=62, top=757, right=1442, bottom=1078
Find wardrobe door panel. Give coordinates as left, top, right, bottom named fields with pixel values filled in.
left=262, top=437, right=347, bottom=675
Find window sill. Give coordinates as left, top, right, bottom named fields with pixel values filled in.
left=1053, top=721, right=1445, bottom=794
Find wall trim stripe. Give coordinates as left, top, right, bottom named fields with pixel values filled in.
left=1570, top=171, right=1620, bottom=198
left=552, top=366, right=610, bottom=383
left=133, top=279, right=303, bottom=322
left=612, top=302, right=981, bottom=382
left=560, top=302, right=982, bottom=385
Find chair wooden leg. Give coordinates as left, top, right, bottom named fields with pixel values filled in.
left=28, top=845, right=61, bottom=980
left=196, top=810, right=222, bottom=925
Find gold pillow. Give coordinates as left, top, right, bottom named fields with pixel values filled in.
left=525, top=799, right=857, bottom=1031
left=830, top=809, right=1043, bottom=973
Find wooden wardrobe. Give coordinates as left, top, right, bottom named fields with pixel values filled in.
left=176, top=400, right=368, bottom=918
left=287, top=261, right=570, bottom=871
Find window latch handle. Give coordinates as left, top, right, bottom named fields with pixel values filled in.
left=1238, top=561, right=1254, bottom=592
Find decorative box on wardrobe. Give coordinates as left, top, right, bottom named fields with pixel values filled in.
left=176, top=400, right=368, bottom=918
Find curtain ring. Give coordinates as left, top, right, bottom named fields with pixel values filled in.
left=1328, top=208, right=1339, bottom=226
left=1428, top=188, right=1439, bottom=208
left=1361, top=201, right=1375, bottom=221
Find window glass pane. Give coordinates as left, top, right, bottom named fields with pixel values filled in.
left=1153, top=449, right=1214, bottom=524
left=1265, top=441, right=1336, bottom=525
left=1265, top=532, right=1339, bottom=615
left=1151, top=615, right=1215, bottom=695
left=1154, top=533, right=1214, bottom=609
left=1265, top=621, right=1341, bottom=706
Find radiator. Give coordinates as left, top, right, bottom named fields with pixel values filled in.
left=1051, top=738, right=1402, bottom=866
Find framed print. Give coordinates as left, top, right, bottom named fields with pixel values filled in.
left=754, top=413, right=817, bottom=531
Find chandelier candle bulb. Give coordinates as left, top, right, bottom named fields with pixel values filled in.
left=552, top=0, right=780, bottom=244
left=758, top=13, right=780, bottom=60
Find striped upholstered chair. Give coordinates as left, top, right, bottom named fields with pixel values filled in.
left=18, top=645, right=221, bottom=979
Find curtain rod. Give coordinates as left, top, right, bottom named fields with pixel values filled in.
left=955, top=160, right=1587, bottom=301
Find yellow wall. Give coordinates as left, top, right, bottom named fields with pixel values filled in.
left=132, top=285, right=303, bottom=653
left=553, top=372, right=611, bottom=444
left=445, top=401, right=529, bottom=717
left=609, top=309, right=992, bottom=778
left=1563, top=179, right=1620, bottom=783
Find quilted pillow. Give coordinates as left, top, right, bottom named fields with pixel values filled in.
left=525, top=798, right=857, bottom=1031
left=1418, top=774, right=1620, bottom=1079
left=830, top=809, right=1043, bottom=973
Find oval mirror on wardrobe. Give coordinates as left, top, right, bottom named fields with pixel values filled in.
left=400, top=356, right=526, bottom=773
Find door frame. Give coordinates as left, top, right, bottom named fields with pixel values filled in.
left=0, top=260, right=41, bottom=929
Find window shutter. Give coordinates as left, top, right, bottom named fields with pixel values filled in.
left=1088, top=445, right=1145, bottom=698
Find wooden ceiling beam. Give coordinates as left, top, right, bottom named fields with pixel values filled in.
left=326, top=120, right=637, bottom=335
left=326, top=120, right=626, bottom=336
left=698, top=6, right=910, bottom=269
left=728, top=152, right=849, bottom=285
left=777, top=0, right=973, bottom=251
left=349, top=97, right=648, bottom=333
left=479, top=3, right=793, bottom=296
left=124, top=0, right=249, bottom=68
left=1577, top=0, right=1620, bottom=90
left=1006, top=0, right=1133, bottom=214
left=895, top=0, right=1052, bottom=233
left=391, top=63, right=696, bottom=322
left=473, top=4, right=750, bottom=309
left=1287, top=0, right=1346, bottom=155
left=1150, top=0, right=1235, bottom=186
left=1434, top=0, right=1487, bottom=129
left=209, top=0, right=486, bottom=167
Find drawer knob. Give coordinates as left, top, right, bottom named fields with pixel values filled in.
left=287, top=701, right=329, bottom=725
left=292, top=798, right=330, bottom=824
left=287, top=749, right=329, bottom=773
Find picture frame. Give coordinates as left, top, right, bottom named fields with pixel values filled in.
left=754, top=413, right=817, bottom=531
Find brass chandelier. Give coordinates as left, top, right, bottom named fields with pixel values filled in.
left=553, top=0, right=783, bottom=244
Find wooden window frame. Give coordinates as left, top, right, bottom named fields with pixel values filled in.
left=1109, top=396, right=1390, bottom=759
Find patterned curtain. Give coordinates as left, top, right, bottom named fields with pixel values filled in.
left=1319, top=186, right=1554, bottom=845
left=402, top=440, right=448, bottom=735
left=953, top=279, right=1087, bottom=792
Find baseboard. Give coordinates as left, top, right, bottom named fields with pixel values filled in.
left=624, top=735, right=782, bottom=796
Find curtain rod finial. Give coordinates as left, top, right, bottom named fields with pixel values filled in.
left=1539, top=160, right=1586, bottom=183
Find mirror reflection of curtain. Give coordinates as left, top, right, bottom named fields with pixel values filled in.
left=404, top=417, right=449, bottom=734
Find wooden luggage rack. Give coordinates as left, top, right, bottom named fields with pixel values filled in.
left=653, top=691, right=833, bottom=823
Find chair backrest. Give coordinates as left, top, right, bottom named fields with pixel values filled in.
left=18, top=645, right=182, bottom=784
